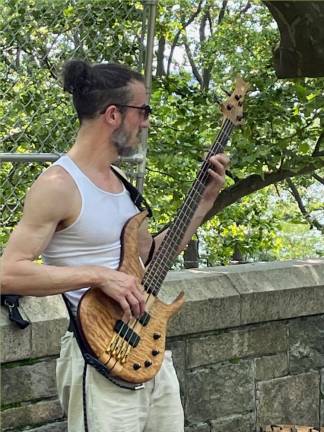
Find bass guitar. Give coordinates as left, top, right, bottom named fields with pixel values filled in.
left=77, top=77, right=249, bottom=389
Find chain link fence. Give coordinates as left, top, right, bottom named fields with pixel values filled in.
left=0, top=0, right=157, bottom=249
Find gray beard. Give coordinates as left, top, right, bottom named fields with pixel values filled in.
left=112, top=128, right=136, bottom=157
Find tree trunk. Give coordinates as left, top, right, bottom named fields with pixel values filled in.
left=156, top=37, right=166, bottom=77
left=183, top=239, right=199, bottom=268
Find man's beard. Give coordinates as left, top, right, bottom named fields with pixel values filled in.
left=112, top=125, right=138, bottom=157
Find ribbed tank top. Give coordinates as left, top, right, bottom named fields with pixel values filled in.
left=42, top=155, right=139, bottom=310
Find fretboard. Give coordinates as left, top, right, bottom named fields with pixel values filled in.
left=143, top=118, right=235, bottom=295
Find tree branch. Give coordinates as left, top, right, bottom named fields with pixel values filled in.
left=287, top=178, right=324, bottom=233
left=203, top=158, right=324, bottom=222
left=312, top=131, right=324, bottom=156
left=240, top=1, right=251, bottom=15
left=199, top=9, right=211, bottom=90
left=41, top=54, right=57, bottom=80
left=184, top=38, right=203, bottom=86
left=156, top=36, right=166, bottom=77
left=286, top=178, right=309, bottom=219
left=166, top=0, right=204, bottom=75
left=207, top=9, right=213, bottom=35
left=313, top=173, right=324, bottom=185
left=218, top=0, right=228, bottom=25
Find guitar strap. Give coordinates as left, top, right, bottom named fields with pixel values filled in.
left=111, top=165, right=153, bottom=217
left=111, top=166, right=155, bottom=265
left=0, top=295, right=30, bottom=329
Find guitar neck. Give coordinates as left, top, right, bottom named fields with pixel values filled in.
left=143, top=118, right=235, bottom=295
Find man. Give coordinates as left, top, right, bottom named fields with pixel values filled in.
left=1, top=59, right=229, bottom=431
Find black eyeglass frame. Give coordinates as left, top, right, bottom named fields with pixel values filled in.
left=100, top=103, right=152, bottom=119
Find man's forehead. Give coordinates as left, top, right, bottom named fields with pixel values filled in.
left=129, top=80, right=147, bottom=101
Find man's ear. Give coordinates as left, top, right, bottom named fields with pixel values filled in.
left=103, top=105, right=121, bottom=126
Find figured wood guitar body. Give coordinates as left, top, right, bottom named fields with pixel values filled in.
left=78, top=211, right=184, bottom=384
left=261, top=426, right=323, bottom=432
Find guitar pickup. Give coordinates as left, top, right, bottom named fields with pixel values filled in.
left=138, top=311, right=150, bottom=326
left=114, top=320, right=140, bottom=347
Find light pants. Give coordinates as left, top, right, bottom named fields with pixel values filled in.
left=56, top=331, right=184, bottom=432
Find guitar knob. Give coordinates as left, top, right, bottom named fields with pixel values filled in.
left=133, top=363, right=141, bottom=370
left=144, top=360, right=152, bottom=368
left=153, top=333, right=161, bottom=340
left=152, top=350, right=160, bottom=356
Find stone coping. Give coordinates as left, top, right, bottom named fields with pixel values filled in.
left=163, top=258, right=324, bottom=336
left=1, top=259, right=323, bottom=363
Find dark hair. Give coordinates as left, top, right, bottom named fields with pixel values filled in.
left=62, top=59, right=144, bottom=122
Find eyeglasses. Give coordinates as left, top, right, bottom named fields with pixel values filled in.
left=100, top=104, right=152, bottom=120
left=117, top=104, right=152, bottom=120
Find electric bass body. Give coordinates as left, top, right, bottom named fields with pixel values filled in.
left=78, top=210, right=184, bottom=384
left=78, top=77, right=249, bottom=388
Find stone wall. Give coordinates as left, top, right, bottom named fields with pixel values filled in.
left=1, top=259, right=324, bottom=431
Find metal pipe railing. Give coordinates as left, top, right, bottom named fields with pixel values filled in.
left=0, top=153, right=144, bottom=163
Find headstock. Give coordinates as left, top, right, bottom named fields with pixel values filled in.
left=220, top=77, right=249, bottom=126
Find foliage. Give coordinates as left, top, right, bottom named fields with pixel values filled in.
left=202, top=188, right=282, bottom=265
left=1, top=0, right=144, bottom=250
left=145, top=0, right=324, bottom=264
left=1, top=0, right=323, bottom=263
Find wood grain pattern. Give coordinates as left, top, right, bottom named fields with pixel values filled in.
left=78, top=211, right=185, bottom=384
left=262, top=426, right=323, bottom=432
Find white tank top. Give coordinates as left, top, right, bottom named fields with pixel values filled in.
left=42, top=155, right=139, bottom=310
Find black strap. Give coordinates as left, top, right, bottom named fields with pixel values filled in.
left=82, top=363, right=89, bottom=432
left=111, top=166, right=152, bottom=217
left=1, top=295, right=30, bottom=329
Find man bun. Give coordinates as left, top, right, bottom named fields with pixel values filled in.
left=63, top=59, right=92, bottom=95
left=61, top=58, right=144, bottom=123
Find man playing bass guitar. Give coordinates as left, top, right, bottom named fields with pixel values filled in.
left=1, top=59, right=229, bottom=432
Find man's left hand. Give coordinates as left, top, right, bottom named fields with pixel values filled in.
left=201, top=153, right=230, bottom=205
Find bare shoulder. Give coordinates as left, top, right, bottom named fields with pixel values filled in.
left=35, top=164, right=76, bottom=190
left=3, top=166, right=79, bottom=263
left=23, top=165, right=78, bottom=223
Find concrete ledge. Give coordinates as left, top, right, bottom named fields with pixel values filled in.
left=1, top=259, right=323, bottom=363
left=0, top=295, right=68, bottom=363
left=161, top=259, right=324, bottom=336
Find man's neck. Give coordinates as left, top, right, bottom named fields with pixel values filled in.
left=68, top=121, right=118, bottom=174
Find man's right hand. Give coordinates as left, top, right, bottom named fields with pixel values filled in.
left=96, top=268, right=146, bottom=322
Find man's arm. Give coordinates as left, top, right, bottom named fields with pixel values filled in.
left=1, top=169, right=145, bottom=320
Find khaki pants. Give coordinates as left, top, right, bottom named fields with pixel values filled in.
left=56, top=332, right=184, bottom=432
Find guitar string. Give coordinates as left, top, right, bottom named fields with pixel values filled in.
left=143, top=120, right=234, bottom=295
left=145, top=120, right=233, bottom=281
left=109, top=119, right=234, bottom=363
